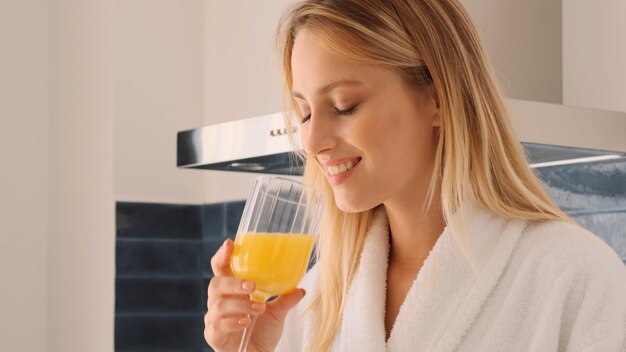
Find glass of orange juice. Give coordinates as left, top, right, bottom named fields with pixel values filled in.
left=230, top=176, right=323, bottom=352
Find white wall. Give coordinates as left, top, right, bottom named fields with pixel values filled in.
left=563, top=0, right=626, bottom=113
left=114, top=0, right=206, bottom=204
left=47, top=0, right=114, bottom=351
left=0, top=1, right=49, bottom=351
left=462, top=0, right=562, bottom=104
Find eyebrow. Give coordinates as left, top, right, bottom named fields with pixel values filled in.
left=291, top=79, right=363, bottom=99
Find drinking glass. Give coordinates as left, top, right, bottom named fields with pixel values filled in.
left=230, top=176, right=323, bottom=352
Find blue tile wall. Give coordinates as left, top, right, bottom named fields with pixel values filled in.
left=225, top=201, right=246, bottom=238
left=116, top=240, right=202, bottom=276
left=116, top=278, right=204, bottom=313
left=534, top=158, right=626, bottom=262
left=115, top=315, right=205, bottom=351
left=201, top=203, right=225, bottom=240
left=117, top=202, right=203, bottom=239
left=115, top=201, right=245, bottom=352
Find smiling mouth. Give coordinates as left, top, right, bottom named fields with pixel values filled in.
left=325, top=158, right=361, bottom=176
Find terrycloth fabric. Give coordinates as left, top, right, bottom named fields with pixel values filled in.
left=276, top=207, right=626, bottom=352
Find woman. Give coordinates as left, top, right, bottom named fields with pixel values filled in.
left=204, top=1, right=626, bottom=351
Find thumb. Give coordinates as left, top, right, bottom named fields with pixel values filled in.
left=266, top=288, right=306, bottom=323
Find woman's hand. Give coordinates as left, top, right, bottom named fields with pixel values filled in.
left=204, top=239, right=306, bottom=352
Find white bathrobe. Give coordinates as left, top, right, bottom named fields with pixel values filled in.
left=276, top=207, right=626, bottom=351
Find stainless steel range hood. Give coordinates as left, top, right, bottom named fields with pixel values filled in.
left=177, top=98, right=626, bottom=175
left=177, top=113, right=305, bottom=174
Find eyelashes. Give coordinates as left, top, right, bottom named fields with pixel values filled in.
left=335, top=105, right=357, bottom=116
left=300, top=105, right=358, bottom=124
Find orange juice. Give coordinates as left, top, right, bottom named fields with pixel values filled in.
left=230, top=232, right=315, bottom=302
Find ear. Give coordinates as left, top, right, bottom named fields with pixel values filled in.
left=432, top=107, right=441, bottom=127
left=427, top=92, right=441, bottom=127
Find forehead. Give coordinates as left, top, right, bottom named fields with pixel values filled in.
left=291, top=29, right=356, bottom=77
left=291, top=28, right=390, bottom=94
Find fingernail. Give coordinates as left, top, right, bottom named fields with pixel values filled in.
left=221, top=240, right=230, bottom=260
left=238, top=316, right=250, bottom=326
left=251, top=302, right=264, bottom=312
left=241, top=281, right=252, bottom=292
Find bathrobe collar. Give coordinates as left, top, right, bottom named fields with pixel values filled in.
left=333, top=205, right=527, bottom=352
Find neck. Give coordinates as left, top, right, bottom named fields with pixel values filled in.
left=383, top=187, right=445, bottom=271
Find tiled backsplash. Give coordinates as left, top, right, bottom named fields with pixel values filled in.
left=534, top=158, right=626, bottom=262
left=115, top=201, right=245, bottom=352
left=115, top=159, right=626, bottom=351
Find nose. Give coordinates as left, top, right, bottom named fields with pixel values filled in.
left=301, top=112, right=338, bottom=157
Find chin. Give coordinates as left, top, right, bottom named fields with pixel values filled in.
left=334, top=194, right=379, bottom=213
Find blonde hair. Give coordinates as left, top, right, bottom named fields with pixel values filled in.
left=277, top=1, right=571, bottom=350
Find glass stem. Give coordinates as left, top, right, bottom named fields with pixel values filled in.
left=237, top=314, right=258, bottom=352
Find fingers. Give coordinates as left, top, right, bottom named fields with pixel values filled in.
left=205, top=298, right=267, bottom=333
left=203, top=313, right=255, bottom=349
left=266, top=288, right=306, bottom=324
left=205, top=239, right=272, bottom=350
left=209, top=296, right=266, bottom=317
left=205, top=314, right=251, bottom=333
left=210, top=239, right=234, bottom=277
left=208, top=276, right=256, bottom=301
left=204, top=313, right=249, bottom=348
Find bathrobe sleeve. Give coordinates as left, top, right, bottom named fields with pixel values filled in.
left=500, top=220, right=626, bottom=352
left=555, top=225, right=626, bottom=351
left=568, top=266, right=626, bottom=352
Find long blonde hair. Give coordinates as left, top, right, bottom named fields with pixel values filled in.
left=277, top=1, right=571, bottom=350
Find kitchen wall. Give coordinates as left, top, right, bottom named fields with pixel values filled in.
left=47, top=0, right=115, bottom=351
left=0, top=1, right=49, bottom=351
left=113, top=0, right=206, bottom=205
left=563, top=0, right=626, bottom=113
left=462, top=0, right=562, bottom=104
left=113, top=200, right=245, bottom=351
left=535, top=158, right=626, bottom=262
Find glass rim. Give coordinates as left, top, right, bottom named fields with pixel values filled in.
left=254, top=176, right=322, bottom=201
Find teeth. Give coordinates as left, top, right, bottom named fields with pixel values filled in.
left=327, top=160, right=357, bottom=176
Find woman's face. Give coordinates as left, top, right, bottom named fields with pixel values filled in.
left=291, top=28, right=441, bottom=212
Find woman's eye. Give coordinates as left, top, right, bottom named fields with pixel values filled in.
left=300, top=104, right=357, bottom=123
left=335, top=105, right=357, bottom=116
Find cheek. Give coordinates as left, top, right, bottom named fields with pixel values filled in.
left=347, top=112, right=390, bottom=148
left=370, top=116, right=438, bottom=178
